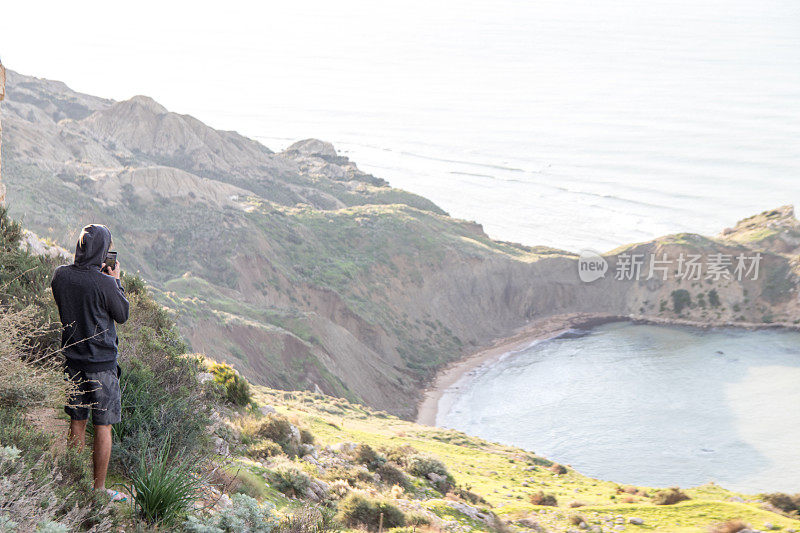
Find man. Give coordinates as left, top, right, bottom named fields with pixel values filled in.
left=51, top=224, right=129, bottom=501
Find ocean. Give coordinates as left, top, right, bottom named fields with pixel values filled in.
left=438, top=322, right=800, bottom=493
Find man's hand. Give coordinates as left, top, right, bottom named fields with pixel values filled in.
left=102, top=260, right=121, bottom=280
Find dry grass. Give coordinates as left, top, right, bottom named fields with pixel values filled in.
left=708, top=519, right=751, bottom=533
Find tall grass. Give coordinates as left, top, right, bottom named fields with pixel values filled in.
left=127, top=439, right=204, bottom=526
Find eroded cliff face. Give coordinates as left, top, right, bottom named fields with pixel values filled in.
left=3, top=70, right=798, bottom=418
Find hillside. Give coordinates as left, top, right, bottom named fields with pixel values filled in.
left=3, top=70, right=800, bottom=418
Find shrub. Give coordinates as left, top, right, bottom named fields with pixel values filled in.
left=269, top=463, right=312, bottom=497
left=0, top=206, right=61, bottom=351
left=652, top=487, right=690, bottom=505
left=375, top=462, right=409, bottom=489
left=210, top=362, right=252, bottom=406
left=353, top=444, right=384, bottom=470
left=671, top=289, right=692, bottom=313
left=299, top=427, right=316, bottom=445
left=336, top=493, right=405, bottom=532
left=708, top=289, right=721, bottom=307
left=127, top=440, right=203, bottom=525
left=280, top=505, right=341, bottom=533
left=254, top=414, right=301, bottom=457
left=549, top=463, right=568, bottom=475
left=184, top=494, right=279, bottom=533
left=247, top=440, right=284, bottom=460
left=0, top=446, right=112, bottom=532
left=382, top=445, right=419, bottom=467
left=0, top=307, right=73, bottom=410
left=569, top=514, right=586, bottom=526
left=406, top=453, right=450, bottom=479
left=762, top=492, right=800, bottom=514
left=709, top=519, right=751, bottom=533
left=324, top=465, right=374, bottom=486
left=113, top=286, right=213, bottom=471
left=529, top=491, right=558, bottom=506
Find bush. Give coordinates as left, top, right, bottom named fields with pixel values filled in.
left=269, top=463, right=312, bottom=498
left=247, top=440, right=284, bottom=460
left=0, top=436, right=112, bottom=531
left=382, top=445, right=419, bottom=467
left=254, top=414, right=300, bottom=457
left=280, top=505, right=341, bottom=533
left=113, top=286, right=213, bottom=471
left=762, top=492, right=800, bottom=514
left=353, top=444, right=384, bottom=470
left=652, top=487, right=690, bottom=505
left=184, top=493, right=279, bottom=533
left=405, top=453, right=454, bottom=491
left=671, top=289, right=692, bottom=313
left=375, top=462, right=409, bottom=489
left=709, top=519, right=751, bottom=533
left=336, top=493, right=405, bottom=532
left=299, top=427, right=315, bottom=445
left=324, top=465, right=374, bottom=486
left=210, top=362, right=252, bottom=406
left=127, top=440, right=203, bottom=525
left=406, top=453, right=450, bottom=479
left=0, top=206, right=61, bottom=351
left=0, top=307, right=73, bottom=410
left=549, top=463, right=568, bottom=475
left=529, top=491, right=558, bottom=506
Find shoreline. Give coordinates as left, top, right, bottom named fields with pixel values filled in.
left=415, top=313, right=800, bottom=426
left=414, top=312, right=623, bottom=426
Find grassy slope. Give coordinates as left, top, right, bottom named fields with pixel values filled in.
left=246, top=387, right=800, bottom=533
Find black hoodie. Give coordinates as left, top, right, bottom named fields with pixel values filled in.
left=51, top=225, right=130, bottom=372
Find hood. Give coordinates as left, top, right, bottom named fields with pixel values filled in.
left=74, top=224, right=112, bottom=269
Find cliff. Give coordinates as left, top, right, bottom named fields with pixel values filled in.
left=3, top=70, right=798, bottom=418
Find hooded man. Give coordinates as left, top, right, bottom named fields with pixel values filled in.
left=51, top=224, right=129, bottom=500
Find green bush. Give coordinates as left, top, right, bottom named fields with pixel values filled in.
left=210, top=362, right=252, bottom=406
left=127, top=440, right=203, bottom=526
left=671, top=289, right=692, bottom=314
left=113, top=286, right=212, bottom=471
left=0, top=207, right=61, bottom=352
left=269, top=463, right=312, bottom=498
left=336, top=493, right=405, bottom=532
left=184, top=493, right=279, bottom=532
left=652, top=487, right=690, bottom=505
left=405, top=453, right=453, bottom=491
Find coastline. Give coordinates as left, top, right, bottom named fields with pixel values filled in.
left=415, top=312, right=622, bottom=426
left=415, top=312, right=800, bottom=427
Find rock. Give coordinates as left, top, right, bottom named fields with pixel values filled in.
left=764, top=523, right=774, bottom=531
left=427, top=472, right=447, bottom=484
left=259, top=405, right=276, bottom=416
left=217, top=493, right=232, bottom=509
left=197, top=372, right=214, bottom=384
left=288, top=424, right=301, bottom=443
left=212, top=436, right=229, bottom=456
left=331, top=442, right=357, bottom=453
left=628, top=517, right=643, bottom=525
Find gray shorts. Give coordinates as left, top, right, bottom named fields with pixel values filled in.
left=64, top=366, right=122, bottom=425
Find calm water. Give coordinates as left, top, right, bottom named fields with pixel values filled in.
left=438, top=322, right=800, bottom=493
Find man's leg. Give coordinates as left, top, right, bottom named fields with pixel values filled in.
left=68, top=419, right=88, bottom=449
left=92, top=424, right=112, bottom=490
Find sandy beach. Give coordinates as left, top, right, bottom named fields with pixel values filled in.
left=415, top=312, right=622, bottom=426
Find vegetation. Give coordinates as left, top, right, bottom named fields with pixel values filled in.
left=336, top=493, right=405, bottom=531
left=210, top=361, right=252, bottom=406
left=127, top=440, right=204, bottom=525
